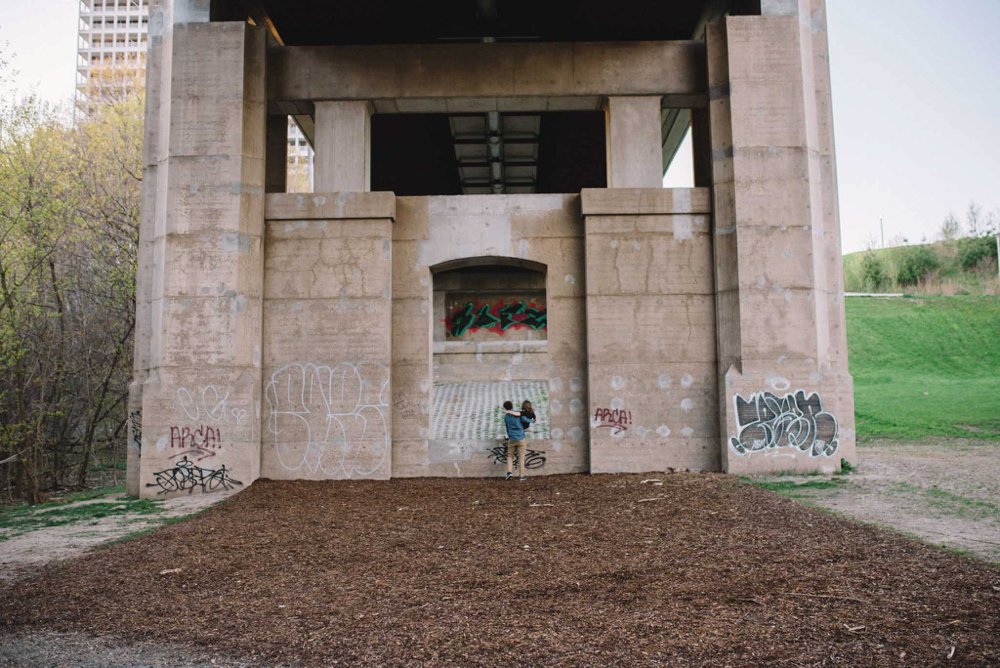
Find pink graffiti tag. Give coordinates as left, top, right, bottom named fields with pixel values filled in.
left=169, top=425, right=222, bottom=461
left=593, top=408, right=632, bottom=434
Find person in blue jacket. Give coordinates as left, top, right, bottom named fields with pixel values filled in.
left=502, top=400, right=527, bottom=481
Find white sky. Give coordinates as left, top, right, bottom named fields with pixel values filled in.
left=1, top=0, right=997, bottom=254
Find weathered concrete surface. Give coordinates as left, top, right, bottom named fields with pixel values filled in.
left=393, top=195, right=588, bottom=478
left=268, top=41, right=707, bottom=106
left=262, top=193, right=394, bottom=480
left=135, top=21, right=266, bottom=499
left=707, top=10, right=854, bottom=475
left=583, top=188, right=718, bottom=473
left=131, top=2, right=855, bottom=492
left=605, top=96, right=664, bottom=188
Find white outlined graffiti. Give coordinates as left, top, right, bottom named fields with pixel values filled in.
left=729, top=390, right=838, bottom=457
left=264, top=362, right=390, bottom=477
left=176, top=385, right=232, bottom=423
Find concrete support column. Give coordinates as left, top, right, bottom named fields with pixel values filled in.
left=314, top=100, right=373, bottom=192
left=707, top=7, right=854, bottom=475
left=133, top=21, right=267, bottom=498
left=604, top=96, right=663, bottom=188
left=582, top=188, right=718, bottom=474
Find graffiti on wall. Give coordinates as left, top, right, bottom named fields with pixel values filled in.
left=729, top=390, right=839, bottom=457
left=446, top=301, right=547, bottom=337
left=487, top=442, right=547, bottom=470
left=129, top=410, right=142, bottom=451
left=169, top=425, right=222, bottom=461
left=592, top=408, right=632, bottom=435
left=176, top=384, right=249, bottom=424
left=146, top=456, right=243, bottom=495
left=265, top=362, right=390, bottom=477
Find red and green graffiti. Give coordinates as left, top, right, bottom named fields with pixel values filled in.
left=447, top=300, right=547, bottom=337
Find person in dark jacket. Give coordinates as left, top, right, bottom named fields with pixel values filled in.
left=520, top=400, right=536, bottom=432
left=502, top=400, right=527, bottom=480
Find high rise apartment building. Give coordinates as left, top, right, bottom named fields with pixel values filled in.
left=75, top=0, right=313, bottom=181
left=76, top=0, right=149, bottom=113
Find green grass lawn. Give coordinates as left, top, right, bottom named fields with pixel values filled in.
left=847, top=295, right=1000, bottom=441
left=0, top=486, right=164, bottom=541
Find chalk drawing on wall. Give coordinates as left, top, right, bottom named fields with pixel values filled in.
left=265, top=362, right=390, bottom=477
left=446, top=300, right=547, bottom=337
left=146, top=456, right=243, bottom=495
left=431, top=381, right=550, bottom=441
left=729, top=390, right=838, bottom=457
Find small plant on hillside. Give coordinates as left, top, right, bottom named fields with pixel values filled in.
left=896, top=246, right=939, bottom=286
left=859, top=253, right=888, bottom=291
left=956, top=235, right=998, bottom=272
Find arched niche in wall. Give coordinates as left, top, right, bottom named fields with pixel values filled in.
left=430, top=257, right=548, bottom=344
left=428, top=256, right=551, bottom=446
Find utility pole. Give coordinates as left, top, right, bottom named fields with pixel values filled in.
left=880, top=216, right=885, bottom=249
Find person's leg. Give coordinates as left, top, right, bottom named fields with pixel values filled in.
left=517, top=441, right=526, bottom=478
left=506, top=438, right=514, bottom=479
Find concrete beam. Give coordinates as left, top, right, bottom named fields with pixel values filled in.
left=268, top=41, right=707, bottom=104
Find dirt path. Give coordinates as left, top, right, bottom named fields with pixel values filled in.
left=754, top=439, right=1000, bottom=563
left=0, top=488, right=239, bottom=583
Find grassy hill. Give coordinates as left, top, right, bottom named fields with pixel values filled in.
left=844, top=238, right=998, bottom=295
left=847, top=295, right=1000, bottom=441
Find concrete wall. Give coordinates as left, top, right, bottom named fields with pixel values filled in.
left=392, top=195, right=589, bottom=477
left=583, top=189, right=719, bottom=473
left=261, top=193, right=395, bottom=480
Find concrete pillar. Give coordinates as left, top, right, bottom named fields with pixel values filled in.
left=133, top=20, right=267, bottom=498
left=604, top=96, right=663, bottom=188
left=583, top=188, right=719, bottom=474
left=314, top=100, right=373, bottom=192
left=706, top=6, right=854, bottom=475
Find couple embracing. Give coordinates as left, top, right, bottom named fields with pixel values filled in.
left=502, top=400, right=535, bottom=481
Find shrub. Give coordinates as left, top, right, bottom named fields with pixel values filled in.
left=895, top=246, right=939, bottom=286
left=859, top=253, right=888, bottom=291
left=956, top=235, right=998, bottom=272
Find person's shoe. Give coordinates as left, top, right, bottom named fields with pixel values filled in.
left=505, top=472, right=513, bottom=480
left=519, top=476, right=526, bottom=481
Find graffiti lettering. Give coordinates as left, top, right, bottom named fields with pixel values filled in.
left=593, top=408, right=632, bottom=434
left=487, top=443, right=547, bottom=470
left=129, top=410, right=142, bottom=451
left=176, top=385, right=231, bottom=423
left=729, top=390, right=839, bottom=457
left=447, top=301, right=547, bottom=337
left=169, top=425, right=222, bottom=461
left=265, top=362, right=390, bottom=478
left=146, top=457, right=243, bottom=495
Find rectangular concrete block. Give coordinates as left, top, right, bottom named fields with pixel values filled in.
left=585, top=295, right=717, bottom=364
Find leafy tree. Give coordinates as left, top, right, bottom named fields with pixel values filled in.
left=895, top=246, right=939, bottom=286
left=0, top=83, right=141, bottom=502
left=859, top=252, right=888, bottom=291
left=956, top=236, right=998, bottom=272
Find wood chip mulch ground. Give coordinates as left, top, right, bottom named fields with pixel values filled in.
left=1, top=474, right=998, bottom=666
